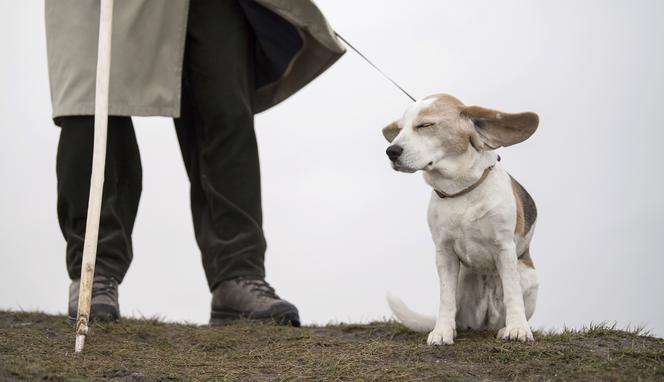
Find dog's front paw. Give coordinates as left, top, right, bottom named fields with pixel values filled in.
left=427, top=326, right=456, bottom=346
left=497, top=323, right=534, bottom=342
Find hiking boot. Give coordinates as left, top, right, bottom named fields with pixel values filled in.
left=210, top=276, right=300, bottom=327
left=68, top=274, right=120, bottom=322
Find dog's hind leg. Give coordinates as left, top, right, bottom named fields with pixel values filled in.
left=455, top=256, right=537, bottom=331
left=455, top=266, right=504, bottom=331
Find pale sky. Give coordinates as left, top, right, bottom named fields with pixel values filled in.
left=1, top=0, right=663, bottom=337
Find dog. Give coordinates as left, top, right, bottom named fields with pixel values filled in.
left=383, top=94, right=539, bottom=345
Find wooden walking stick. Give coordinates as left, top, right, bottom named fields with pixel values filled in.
left=74, top=0, right=114, bottom=353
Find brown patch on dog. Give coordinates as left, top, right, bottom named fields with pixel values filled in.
left=424, top=93, right=465, bottom=107
left=512, top=181, right=526, bottom=236
left=519, top=249, right=535, bottom=269
left=382, top=121, right=400, bottom=142
left=510, top=176, right=537, bottom=236
left=414, top=95, right=474, bottom=156
left=433, top=123, right=471, bottom=156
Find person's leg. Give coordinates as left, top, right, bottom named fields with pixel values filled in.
left=174, top=0, right=298, bottom=326
left=174, top=0, right=265, bottom=291
left=57, top=116, right=142, bottom=319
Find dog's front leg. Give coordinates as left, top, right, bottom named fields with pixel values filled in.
left=428, top=250, right=460, bottom=345
left=495, top=243, right=534, bottom=342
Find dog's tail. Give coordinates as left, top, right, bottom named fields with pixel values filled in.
left=386, top=293, right=436, bottom=333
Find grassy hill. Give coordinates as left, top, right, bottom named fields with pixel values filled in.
left=1, top=311, right=662, bottom=381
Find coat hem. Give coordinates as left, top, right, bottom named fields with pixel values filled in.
left=52, top=103, right=179, bottom=123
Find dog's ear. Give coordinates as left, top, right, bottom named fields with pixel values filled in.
left=461, top=106, right=539, bottom=150
left=382, top=121, right=400, bottom=143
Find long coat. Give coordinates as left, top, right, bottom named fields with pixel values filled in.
left=45, top=0, right=346, bottom=118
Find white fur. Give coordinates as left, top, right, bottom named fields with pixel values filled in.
left=386, top=293, right=435, bottom=333
left=390, top=98, right=439, bottom=172
left=386, top=97, right=538, bottom=345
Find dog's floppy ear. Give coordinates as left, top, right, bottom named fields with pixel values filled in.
left=382, top=121, right=400, bottom=143
left=461, top=106, right=539, bottom=150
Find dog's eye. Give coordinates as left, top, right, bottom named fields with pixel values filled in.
left=415, top=122, right=435, bottom=129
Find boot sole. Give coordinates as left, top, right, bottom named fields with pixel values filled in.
left=68, top=305, right=120, bottom=324
left=210, top=305, right=300, bottom=327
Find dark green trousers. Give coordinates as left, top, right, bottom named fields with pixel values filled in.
left=56, top=0, right=266, bottom=291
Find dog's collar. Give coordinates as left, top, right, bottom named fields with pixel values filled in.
left=434, top=164, right=495, bottom=199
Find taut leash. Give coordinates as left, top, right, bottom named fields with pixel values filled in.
left=335, top=32, right=417, bottom=102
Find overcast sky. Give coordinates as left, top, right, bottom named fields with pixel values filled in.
left=1, top=0, right=663, bottom=338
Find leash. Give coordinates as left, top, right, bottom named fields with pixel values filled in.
left=335, top=32, right=417, bottom=102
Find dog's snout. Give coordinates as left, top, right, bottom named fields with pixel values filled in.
left=386, top=145, right=404, bottom=161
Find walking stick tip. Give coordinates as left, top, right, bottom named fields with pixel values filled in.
left=75, top=334, right=86, bottom=353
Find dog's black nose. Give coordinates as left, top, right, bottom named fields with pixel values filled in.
left=386, top=145, right=403, bottom=161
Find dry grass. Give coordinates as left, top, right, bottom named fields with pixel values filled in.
left=1, top=311, right=663, bottom=381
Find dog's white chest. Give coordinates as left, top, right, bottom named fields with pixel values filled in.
left=427, top=191, right=511, bottom=272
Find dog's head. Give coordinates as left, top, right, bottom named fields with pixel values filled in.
left=382, top=94, right=539, bottom=173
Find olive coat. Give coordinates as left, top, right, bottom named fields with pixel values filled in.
left=45, top=0, right=346, bottom=118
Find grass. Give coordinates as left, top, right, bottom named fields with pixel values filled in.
left=1, top=311, right=663, bottom=381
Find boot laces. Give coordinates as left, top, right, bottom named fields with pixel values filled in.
left=91, top=277, right=117, bottom=300
left=236, top=277, right=279, bottom=299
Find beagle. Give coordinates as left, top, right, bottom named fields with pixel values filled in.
left=384, top=94, right=539, bottom=345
